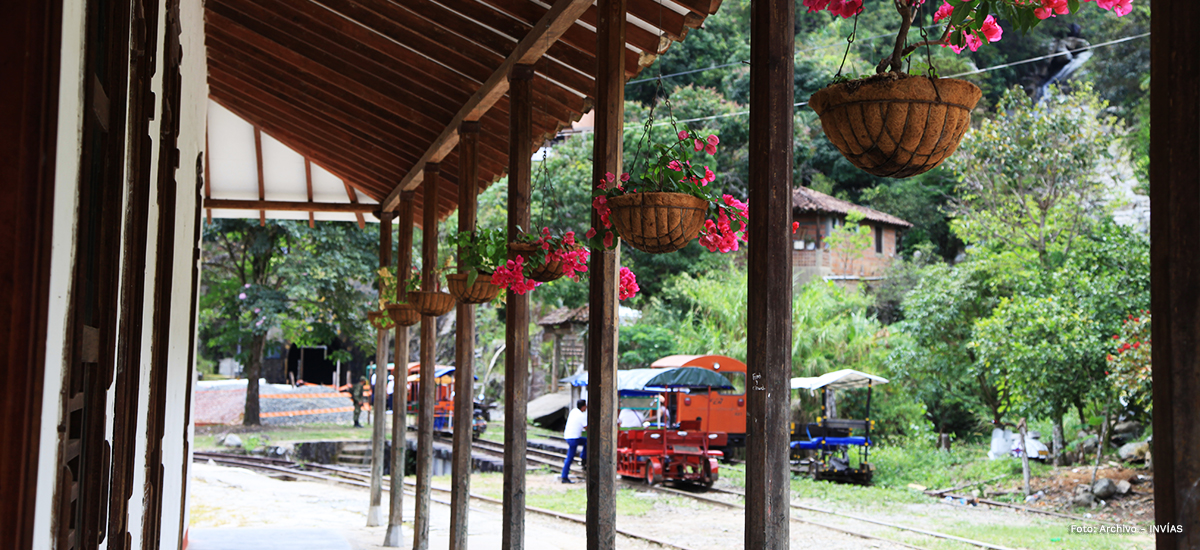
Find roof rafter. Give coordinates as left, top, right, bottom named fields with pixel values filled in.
left=382, top=0, right=597, bottom=211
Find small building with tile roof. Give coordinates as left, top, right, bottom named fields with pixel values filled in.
left=792, top=186, right=913, bottom=285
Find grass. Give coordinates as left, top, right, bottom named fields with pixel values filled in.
left=195, top=421, right=382, bottom=450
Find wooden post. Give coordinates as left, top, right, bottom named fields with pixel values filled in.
left=551, top=332, right=561, bottom=393
left=1151, top=3, right=1200, bottom=547
left=745, top=0, right=794, bottom=547
left=368, top=210, right=395, bottom=527
left=413, top=165, right=441, bottom=550
left=450, top=121, right=480, bottom=550
left=588, top=1, right=623, bottom=549
left=502, top=64, right=535, bottom=550
left=384, top=192, right=415, bottom=547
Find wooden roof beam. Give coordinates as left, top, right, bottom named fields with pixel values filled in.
left=382, top=0, right=597, bottom=211
left=342, top=179, right=366, bottom=229
left=204, top=199, right=378, bottom=213
left=305, top=159, right=315, bottom=228
left=254, top=127, right=266, bottom=226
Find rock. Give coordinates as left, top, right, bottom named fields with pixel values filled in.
left=1078, top=436, right=1099, bottom=454
left=1119, top=441, right=1151, bottom=462
left=1113, top=421, right=1142, bottom=434
left=1093, top=478, right=1118, bottom=499
left=1116, top=480, right=1132, bottom=495
left=1075, top=484, right=1093, bottom=496
left=222, top=434, right=243, bottom=448
left=1072, top=491, right=1095, bottom=507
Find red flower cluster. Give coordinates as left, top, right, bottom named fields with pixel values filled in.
left=551, top=231, right=590, bottom=281
left=492, top=256, right=539, bottom=295
left=618, top=267, right=639, bottom=301
left=802, top=0, right=864, bottom=18
left=699, top=195, right=749, bottom=253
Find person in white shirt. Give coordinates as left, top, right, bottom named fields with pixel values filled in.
left=561, top=400, right=587, bottom=483
left=618, top=408, right=644, bottom=429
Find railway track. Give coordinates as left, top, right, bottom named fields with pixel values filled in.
left=192, top=451, right=690, bottom=550
left=196, top=443, right=1029, bottom=550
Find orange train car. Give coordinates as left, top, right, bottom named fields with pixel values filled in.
left=398, top=362, right=487, bottom=438
left=650, top=355, right=747, bottom=447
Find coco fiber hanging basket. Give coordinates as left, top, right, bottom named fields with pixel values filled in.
left=809, top=75, right=981, bottom=178
left=409, top=291, right=456, bottom=317
left=508, top=242, right=578, bottom=283
left=385, top=302, right=421, bottom=326
left=606, top=192, right=709, bottom=254
left=367, top=310, right=395, bottom=331
left=447, top=273, right=503, bottom=304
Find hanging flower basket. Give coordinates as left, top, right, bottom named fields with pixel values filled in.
left=809, top=75, right=981, bottom=178
left=385, top=302, right=421, bottom=326
left=508, top=242, right=582, bottom=283
left=447, top=273, right=503, bottom=304
left=366, top=310, right=395, bottom=331
left=606, top=192, right=710, bottom=254
left=409, top=291, right=456, bottom=317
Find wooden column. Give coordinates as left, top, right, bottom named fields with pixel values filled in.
left=384, top=192, right=415, bottom=547
left=551, top=332, right=562, bottom=393
left=588, top=1, right=623, bottom=548
left=502, top=64, right=535, bottom=550
left=450, top=121, right=481, bottom=550
left=1150, top=3, right=1200, bottom=548
left=368, top=210, right=395, bottom=527
left=745, top=0, right=794, bottom=547
left=413, top=164, right=441, bottom=550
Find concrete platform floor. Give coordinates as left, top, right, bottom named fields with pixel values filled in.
left=189, top=528, right=351, bottom=550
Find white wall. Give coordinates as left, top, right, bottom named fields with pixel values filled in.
left=158, top=0, right=208, bottom=546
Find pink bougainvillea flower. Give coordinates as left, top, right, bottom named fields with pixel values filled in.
left=980, top=15, right=1003, bottom=43
left=933, top=0, right=953, bottom=21
left=585, top=227, right=597, bottom=239
left=946, top=31, right=983, bottom=53
left=701, top=166, right=715, bottom=185
left=706, top=134, right=720, bottom=147
left=618, top=267, right=639, bottom=301
left=620, top=172, right=630, bottom=182
left=603, top=231, right=614, bottom=248
left=802, top=0, right=831, bottom=12
left=828, top=0, right=863, bottom=18
left=677, top=130, right=690, bottom=140
left=667, top=160, right=683, bottom=171
left=693, top=138, right=705, bottom=152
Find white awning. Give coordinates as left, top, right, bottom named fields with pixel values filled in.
left=790, top=369, right=889, bottom=391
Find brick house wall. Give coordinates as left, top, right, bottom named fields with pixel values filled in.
left=792, top=213, right=902, bottom=286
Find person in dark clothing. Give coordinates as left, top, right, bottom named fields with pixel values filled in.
left=350, top=376, right=367, bottom=427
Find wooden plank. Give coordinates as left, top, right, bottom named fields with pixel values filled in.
left=381, top=0, right=597, bottom=211
left=450, top=121, right=480, bottom=550
left=626, top=0, right=688, bottom=40
left=368, top=212, right=395, bottom=527
left=576, top=4, right=667, bottom=54
left=1150, top=3, right=1200, bottom=548
left=305, top=160, right=315, bottom=228
left=745, top=0, right=794, bottom=547
left=254, top=126, right=266, bottom=225
left=205, top=131, right=212, bottom=224
left=414, top=164, right=442, bottom=550
left=208, top=0, right=461, bottom=119
left=0, top=1, right=60, bottom=547
left=503, top=65, right=535, bottom=550
left=204, top=6, right=453, bottom=129
left=203, top=199, right=378, bottom=213
left=343, top=180, right=366, bottom=229
left=586, top=2, right=623, bottom=549
left=204, top=44, right=515, bottom=173
left=203, top=22, right=444, bottom=145
left=384, top=192, right=415, bottom=547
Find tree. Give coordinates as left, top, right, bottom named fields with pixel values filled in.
left=200, top=219, right=378, bottom=425
left=947, top=85, right=1122, bottom=267
left=824, top=210, right=874, bottom=277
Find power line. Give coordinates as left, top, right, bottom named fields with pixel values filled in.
left=616, top=32, right=1150, bottom=128
left=624, top=25, right=940, bottom=85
